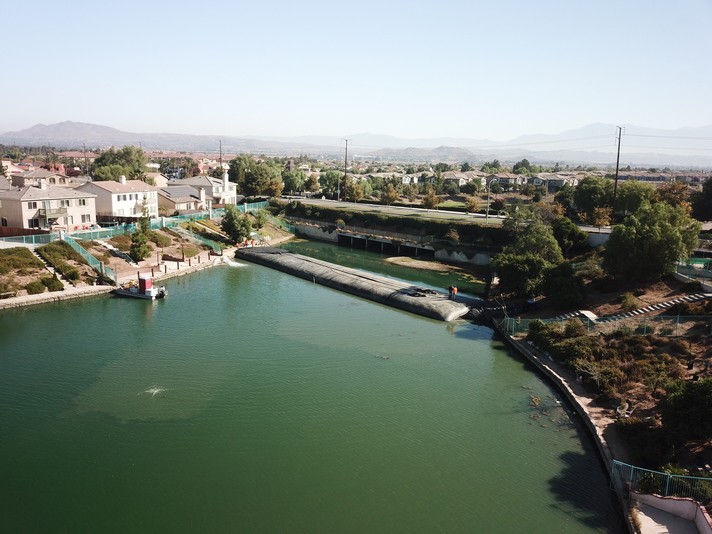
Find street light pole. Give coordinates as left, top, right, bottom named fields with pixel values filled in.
left=485, top=179, right=492, bottom=224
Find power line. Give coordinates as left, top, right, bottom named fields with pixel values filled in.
left=626, top=134, right=712, bottom=140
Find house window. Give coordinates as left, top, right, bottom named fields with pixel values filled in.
left=116, top=194, right=121, bottom=202
left=49, top=178, right=56, bottom=183
left=60, top=199, right=70, bottom=207
left=123, top=195, right=127, bottom=201
left=81, top=214, right=91, bottom=223
left=27, top=201, right=38, bottom=209
left=67, top=216, right=73, bottom=225
left=1, top=218, right=7, bottom=227
left=28, top=218, right=39, bottom=228
left=79, top=198, right=86, bottom=206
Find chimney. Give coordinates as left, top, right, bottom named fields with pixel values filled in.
left=199, top=187, right=206, bottom=204
left=39, top=179, right=48, bottom=190
left=119, top=175, right=127, bottom=184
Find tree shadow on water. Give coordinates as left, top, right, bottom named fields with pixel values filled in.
left=548, top=450, right=625, bottom=533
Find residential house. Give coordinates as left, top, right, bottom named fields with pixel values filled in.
left=491, top=172, right=525, bottom=187
left=146, top=172, right=169, bottom=187
left=166, top=173, right=238, bottom=206
left=1, top=160, right=24, bottom=176
left=78, top=176, right=159, bottom=222
left=157, top=185, right=210, bottom=214
left=11, top=169, right=74, bottom=188
left=0, top=181, right=97, bottom=230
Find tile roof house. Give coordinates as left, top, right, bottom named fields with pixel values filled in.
left=0, top=181, right=97, bottom=230
left=11, top=169, right=74, bottom=188
left=167, top=173, right=238, bottom=206
left=157, top=185, right=210, bottom=213
left=77, top=175, right=159, bottom=221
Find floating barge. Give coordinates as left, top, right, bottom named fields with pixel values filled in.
left=235, top=247, right=469, bottom=322
left=112, top=275, right=167, bottom=300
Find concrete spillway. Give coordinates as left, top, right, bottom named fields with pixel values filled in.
left=235, top=247, right=470, bottom=322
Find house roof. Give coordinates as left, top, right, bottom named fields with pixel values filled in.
left=158, top=186, right=200, bottom=202
left=80, top=180, right=158, bottom=193
left=16, top=169, right=69, bottom=179
left=169, top=176, right=222, bottom=187
left=0, top=175, right=12, bottom=190
left=0, top=184, right=96, bottom=201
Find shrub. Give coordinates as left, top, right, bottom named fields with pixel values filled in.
left=682, top=280, right=703, bottom=293
left=25, top=281, right=46, bottom=295
left=621, top=292, right=640, bottom=311
left=148, top=230, right=172, bottom=248
left=41, top=275, right=64, bottom=292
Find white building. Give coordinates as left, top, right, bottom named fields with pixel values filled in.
left=0, top=181, right=97, bottom=230
left=78, top=176, right=159, bottom=220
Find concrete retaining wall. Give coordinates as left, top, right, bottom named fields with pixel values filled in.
left=435, top=249, right=490, bottom=266
left=294, top=224, right=338, bottom=242
left=632, top=492, right=712, bottom=533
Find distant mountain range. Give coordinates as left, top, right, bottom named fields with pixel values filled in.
left=1, top=121, right=711, bottom=168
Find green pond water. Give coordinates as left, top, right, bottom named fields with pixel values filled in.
left=0, top=246, right=622, bottom=533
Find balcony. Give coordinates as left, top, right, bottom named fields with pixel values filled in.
left=38, top=207, right=68, bottom=218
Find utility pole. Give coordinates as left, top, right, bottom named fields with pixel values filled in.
left=612, top=126, right=623, bottom=214
left=340, top=138, right=351, bottom=201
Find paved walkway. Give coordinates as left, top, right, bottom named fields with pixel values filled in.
left=636, top=503, right=699, bottom=534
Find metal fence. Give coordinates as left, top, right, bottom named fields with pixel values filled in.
left=678, top=261, right=712, bottom=282
left=611, top=460, right=712, bottom=505
left=62, top=236, right=117, bottom=284
left=0, top=233, right=57, bottom=248
left=501, top=315, right=712, bottom=337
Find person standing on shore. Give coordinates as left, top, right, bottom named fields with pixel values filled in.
left=452, top=286, right=458, bottom=301
left=448, top=285, right=454, bottom=300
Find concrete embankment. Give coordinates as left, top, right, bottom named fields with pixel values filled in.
left=235, top=247, right=470, bottom=322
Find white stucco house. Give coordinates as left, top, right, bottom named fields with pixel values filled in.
left=0, top=181, right=97, bottom=230
left=77, top=176, right=159, bottom=221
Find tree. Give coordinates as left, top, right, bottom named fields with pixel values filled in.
left=552, top=217, right=589, bottom=256
left=541, top=262, right=584, bottom=310
left=465, top=195, right=480, bottom=214
left=602, top=201, right=701, bottom=281
left=616, top=179, right=655, bottom=215
left=318, top=170, right=342, bottom=196
left=381, top=183, right=400, bottom=207
left=282, top=170, right=306, bottom=194
left=93, top=164, right=126, bottom=182
left=512, top=159, right=531, bottom=174
left=221, top=205, right=253, bottom=243
left=92, top=146, right=146, bottom=179
left=490, top=253, right=548, bottom=297
left=573, top=176, right=614, bottom=216
left=421, top=188, right=440, bottom=210
left=655, top=181, right=691, bottom=214
left=663, top=378, right=712, bottom=442
left=691, top=177, right=712, bottom=221
left=491, top=221, right=563, bottom=297
left=554, top=184, right=575, bottom=211
left=434, top=162, right=451, bottom=173
left=346, top=181, right=364, bottom=203
left=129, top=208, right=152, bottom=261
left=460, top=162, right=473, bottom=172
left=304, top=175, right=320, bottom=193
left=265, top=178, right=284, bottom=198
left=589, top=207, right=612, bottom=231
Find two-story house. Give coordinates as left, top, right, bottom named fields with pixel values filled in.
left=78, top=176, right=159, bottom=222
left=157, top=185, right=211, bottom=214
left=0, top=181, right=97, bottom=230
left=167, top=173, right=238, bottom=206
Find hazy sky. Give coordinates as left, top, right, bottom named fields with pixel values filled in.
left=4, top=0, right=711, bottom=142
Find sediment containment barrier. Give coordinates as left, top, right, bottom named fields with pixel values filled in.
left=235, top=247, right=469, bottom=322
